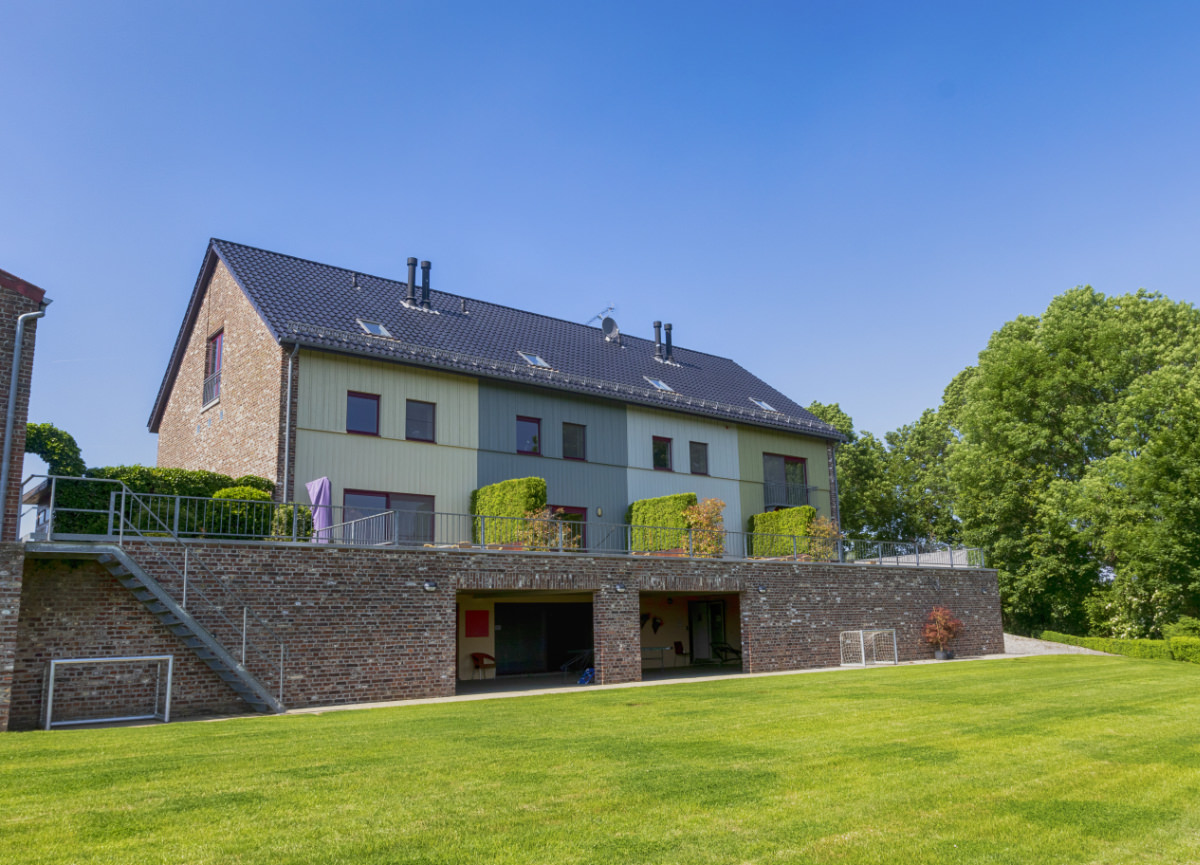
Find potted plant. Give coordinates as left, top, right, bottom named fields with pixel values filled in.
left=923, top=605, right=963, bottom=660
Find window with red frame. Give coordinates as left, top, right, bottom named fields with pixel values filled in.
left=517, top=416, right=541, bottom=455
left=652, top=436, right=673, bottom=471
left=346, top=392, right=380, bottom=435
left=202, top=330, right=223, bottom=405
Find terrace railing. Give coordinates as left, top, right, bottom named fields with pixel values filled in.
left=24, top=479, right=984, bottom=569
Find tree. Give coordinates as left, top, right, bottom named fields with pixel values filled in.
left=807, top=402, right=895, bottom=537
left=948, top=287, right=1200, bottom=635
left=25, top=422, right=85, bottom=476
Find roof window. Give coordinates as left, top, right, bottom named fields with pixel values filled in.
left=518, top=351, right=552, bottom=369
left=357, top=319, right=391, bottom=337
left=750, top=398, right=778, bottom=412
left=644, top=376, right=674, bottom=392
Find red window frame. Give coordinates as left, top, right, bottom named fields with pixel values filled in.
left=652, top=436, right=673, bottom=471
left=346, top=391, right=380, bottom=436
left=517, top=416, right=541, bottom=455
left=405, top=399, right=436, bottom=442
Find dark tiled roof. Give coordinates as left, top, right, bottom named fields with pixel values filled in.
left=149, top=239, right=842, bottom=440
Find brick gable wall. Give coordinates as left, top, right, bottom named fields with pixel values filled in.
left=155, top=261, right=286, bottom=490
left=0, top=285, right=42, bottom=541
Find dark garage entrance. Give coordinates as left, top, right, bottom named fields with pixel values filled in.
left=494, top=602, right=593, bottom=675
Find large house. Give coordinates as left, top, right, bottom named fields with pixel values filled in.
left=148, top=239, right=846, bottom=539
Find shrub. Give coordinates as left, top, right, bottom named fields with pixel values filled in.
left=206, top=486, right=275, bottom=539
left=923, top=606, right=963, bottom=652
left=1037, top=631, right=1174, bottom=660
left=627, top=493, right=696, bottom=553
left=25, top=422, right=85, bottom=476
left=516, top=506, right=583, bottom=552
left=471, top=478, right=547, bottom=544
left=1169, top=636, right=1200, bottom=665
left=1162, top=616, right=1200, bottom=639
left=747, top=506, right=816, bottom=558
left=271, top=503, right=314, bottom=541
left=683, top=498, right=725, bottom=558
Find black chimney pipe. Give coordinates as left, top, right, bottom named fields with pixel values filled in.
left=420, top=261, right=431, bottom=310
left=406, top=257, right=417, bottom=306
left=664, top=323, right=673, bottom=361
left=653, top=321, right=663, bottom=359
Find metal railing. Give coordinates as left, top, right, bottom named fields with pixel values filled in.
left=763, top=482, right=817, bottom=509
left=25, top=476, right=288, bottom=704
left=24, top=477, right=984, bottom=569
left=202, top=371, right=221, bottom=406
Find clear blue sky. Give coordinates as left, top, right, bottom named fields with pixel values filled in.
left=4, top=1, right=1200, bottom=472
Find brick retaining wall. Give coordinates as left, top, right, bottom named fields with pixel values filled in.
left=6, top=541, right=1002, bottom=729
left=0, top=543, right=24, bottom=731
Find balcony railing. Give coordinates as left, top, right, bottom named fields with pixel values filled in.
left=202, top=371, right=221, bottom=406
left=763, top=482, right=817, bottom=509
left=24, top=477, right=985, bottom=569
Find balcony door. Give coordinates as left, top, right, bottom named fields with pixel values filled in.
left=763, top=454, right=807, bottom=510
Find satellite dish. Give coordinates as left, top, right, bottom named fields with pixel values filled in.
left=601, top=316, right=620, bottom=342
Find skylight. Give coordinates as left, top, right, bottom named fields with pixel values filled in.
left=357, top=319, right=391, bottom=337
left=644, top=376, right=674, bottom=392
left=750, top=398, right=778, bottom=412
left=518, top=351, right=552, bottom=369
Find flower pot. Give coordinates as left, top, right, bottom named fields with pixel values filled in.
left=934, top=650, right=955, bottom=660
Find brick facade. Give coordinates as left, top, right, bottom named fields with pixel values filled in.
left=0, top=272, right=45, bottom=542
left=6, top=541, right=1002, bottom=729
left=0, top=544, right=25, bottom=731
left=154, top=260, right=287, bottom=490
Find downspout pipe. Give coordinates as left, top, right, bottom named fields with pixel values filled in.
left=0, top=306, right=48, bottom=540
left=281, top=343, right=300, bottom=503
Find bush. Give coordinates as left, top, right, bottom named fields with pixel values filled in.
left=683, top=498, right=725, bottom=558
left=471, top=477, right=547, bottom=544
left=1168, top=636, right=1200, bottom=665
left=271, top=503, right=314, bottom=541
left=516, top=506, right=583, bottom=552
left=1163, top=616, right=1200, bottom=639
left=1038, top=630, right=1174, bottom=660
left=49, top=466, right=274, bottom=536
left=206, top=487, right=275, bottom=539
left=627, top=493, right=696, bottom=553
left=747, top=506, right=816, bottom=557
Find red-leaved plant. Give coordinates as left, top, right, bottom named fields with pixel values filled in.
left=922, top=606, right=963, bottom=652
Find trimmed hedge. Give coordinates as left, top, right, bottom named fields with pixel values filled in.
left=747, top=506, right=816, bottom=558
left=1038, top=631, right=1174, bottom=660
left=627, top=493, right=696, bottom=553
left=50, top=466, right=274, bottom=536
left=1169, top=636, right=1200, bottom=665
left=470, top=477, right=547, bottom=544
left=207, top=487, right=275, bottom=540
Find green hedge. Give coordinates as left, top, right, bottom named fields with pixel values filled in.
left=627, top=493, right=696, bottom=553
left=747, top=506, right=816, bottom=558
left=470, top=477, right=547, bottom=544
left=1037, top=631, right=1174, bottom=660
left=50, top=466, right=274, bottom=536
left=1169, top=636, right=1200, bottom=665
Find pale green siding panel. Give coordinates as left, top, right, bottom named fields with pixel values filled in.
left=736, top=425, right=832, bottom=528
left=295, top=351, right=478, bottom=513
left=625, top=407, right=743, bottom=532
left=298, top=350, right=478, bottom=448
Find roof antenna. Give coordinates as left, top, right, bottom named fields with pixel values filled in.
left=585, top=305, right=615, bottom=326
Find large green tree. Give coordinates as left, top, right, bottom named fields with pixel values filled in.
left=949, top=287, right=1200, bottom=635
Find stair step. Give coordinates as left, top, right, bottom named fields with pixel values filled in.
left=158, top=615, right=183, bottom=626
left=147, top=602, right=168, bottom=614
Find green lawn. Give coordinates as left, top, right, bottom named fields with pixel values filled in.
left=3, top=655, right=1200, bottom=864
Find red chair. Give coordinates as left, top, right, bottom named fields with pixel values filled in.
left=470, top=652, right=497, bottom=680
left=673, top=641, right=689, bottom=667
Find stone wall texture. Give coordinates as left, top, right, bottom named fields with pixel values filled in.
left=154, top=260, right=287, bottom=491
left=0, top=543, right=25, bottom=731
left=7, top=541, right=1003, bottom=729
left=0, top=284, right=42, bottom=542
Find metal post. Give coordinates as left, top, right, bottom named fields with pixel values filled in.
left=557, top=521, right=564, bottom=552
left=891, top=629, right=899, bottom=665
left=44, top=660, right=56, bottom=730
left=163, top=657, right=174, bottom=722
left=688, top=527, right=694, bottom=558
left=173, top=495, right=180, bottom=536
left=859, top=630, right=866, bottom=667
left=182, top=548, right=188, bottom=610
left=480, top=515, right=487, bottom=548
left=241, top=607, right=247, bottom=664
left=792, top=535, right=798, bottom=561
left=47, top=476, right=57, bottom=541
left=291, top=501, right=298, bottom=542
left=947, top=542, right=955, bottom=568
left=838, top=534, right=845, bottom=564
left=915, top=546, right=920, bottom=568
left=393, top=509, right=401, bottom=547
left=107, top=491, right=116, bottom=537
left=118, top=487, right=126, bottom=545
left=877, top=542, right=882, bottom=564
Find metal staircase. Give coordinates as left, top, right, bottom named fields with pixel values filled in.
left=94, top=547, right=281, bottom=714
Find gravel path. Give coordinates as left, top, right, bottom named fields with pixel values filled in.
left=1003, top=633, right=1109, bottom=656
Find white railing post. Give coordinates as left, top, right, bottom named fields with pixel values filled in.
left=948, top=542, right=955, bottom=568
left=46, top=476, right=57, bottom=541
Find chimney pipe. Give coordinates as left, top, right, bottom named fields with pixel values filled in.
left=420, top=261, right=431, bottom=310
left=664, top=323, right=673, bottom=361
left=406, top=257, right=417, bottom=306
left=653, top=321, right=663, bottom=359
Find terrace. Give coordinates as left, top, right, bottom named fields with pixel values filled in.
left=23, top=475, right=984, bottom=568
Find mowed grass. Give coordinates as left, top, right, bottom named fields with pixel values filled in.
left=3, top=656, right=1200, bottom=865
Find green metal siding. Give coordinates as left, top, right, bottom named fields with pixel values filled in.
left=736, top=425, right=833, bottom=529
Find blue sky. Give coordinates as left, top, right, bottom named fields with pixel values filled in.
left=3, top=1, right=1200, bottom=472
